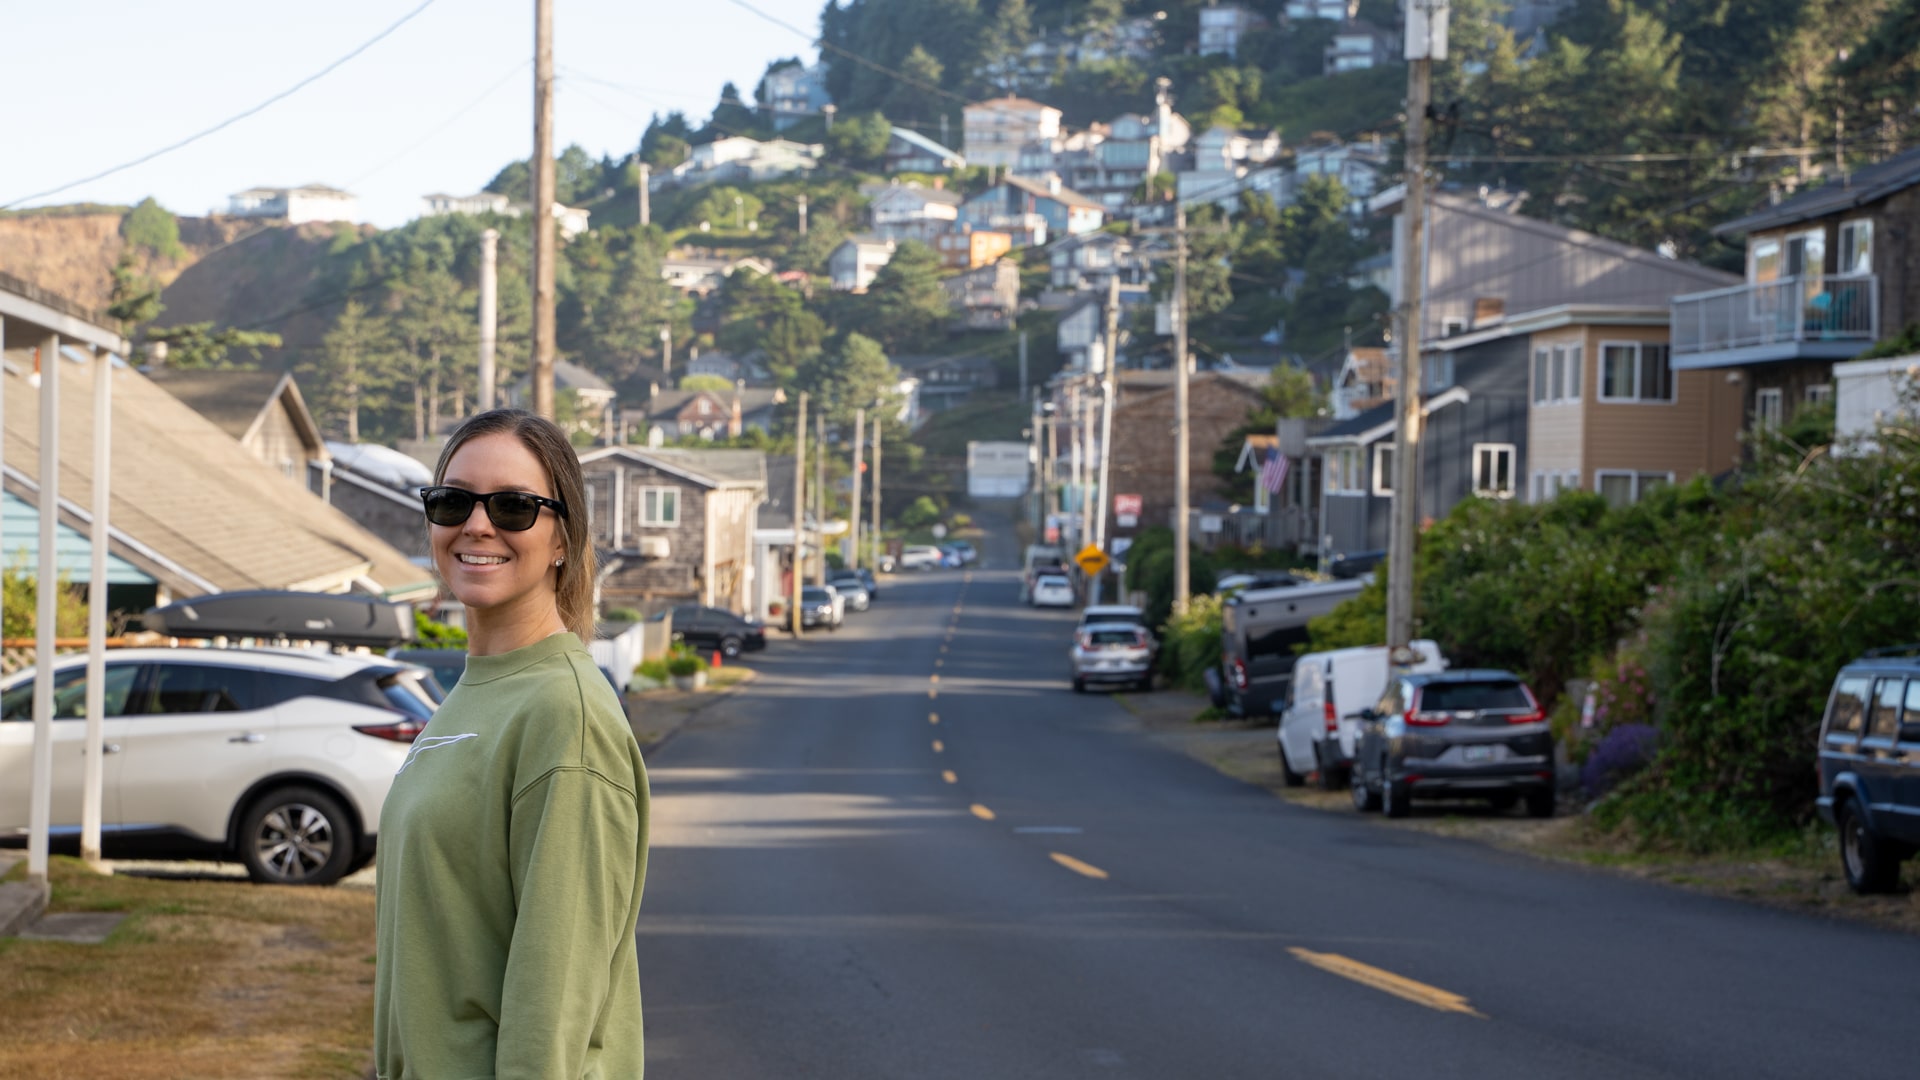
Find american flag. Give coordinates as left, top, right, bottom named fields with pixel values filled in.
left=1259, top=448, right=1290, bottom=494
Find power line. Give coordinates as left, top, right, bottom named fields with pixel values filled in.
left=346, top=60, right=531, bottom=189
left=3, top=0, right=443, bottom=210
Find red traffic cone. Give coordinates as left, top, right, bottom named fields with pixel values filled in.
left=712, top=649, right=722, bottom=669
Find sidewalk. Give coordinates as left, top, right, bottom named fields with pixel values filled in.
left=625, top=666, right=758, bottom=753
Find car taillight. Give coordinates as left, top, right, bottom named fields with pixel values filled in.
left=1405, top=708, right=1450, bottom=727
left=1077, top=632, right=1094, bottom=650
left=1231, top=658, right=1248, bottom=690
left=1324, top=699, right=1338, bottom=733
left=1507, top=708, right=1546, bottom=725
left=1135, top=629, right=1151, bottom=649
left=354, top=719, right=426, bottom=743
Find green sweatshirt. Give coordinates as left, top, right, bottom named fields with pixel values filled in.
left=374, top=632, right=649, bottom=1080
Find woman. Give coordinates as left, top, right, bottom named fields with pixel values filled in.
left=374, top=409, right=649, bottom=1079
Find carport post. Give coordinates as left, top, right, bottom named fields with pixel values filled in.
left=81, top=346, right=112, bottom=868
left=27, top=333, right=60, bottom=886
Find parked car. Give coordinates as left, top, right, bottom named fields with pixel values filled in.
left=936, top=544, right=965, bottom=567
left=876, top=552, right=898, bottom=573
left=1217, top=579, right=1370, bottom=719
left=852, top=567, right=879, bottom=599
left=798, top=586, right=840, bottom=629
left=670, top=605, right=768, bottom=658
left=1215, top=571, right=1305, bottom=596
left=1072, top=623, right=1157, bottom=693
left=899, top=545, right=945, bottom=571
left=826, top=570, right=872, bottom=612
left=1031, top=573, right=1075, bottom=609
left=0, top=647, right=440, bottom=886
left=387, top=647, right=466, bottom=698
left=1277, top=642, right=1446, bottom=790
left=1349, top=670, right=1555, bottom=819
left=1816, top=648, right=1920, bottom=892
left=1079, top=605, right=1148, bottom=632
left=1329, top=550, right=1387, bottom=580
left=948, top=540, right=978, bottom=564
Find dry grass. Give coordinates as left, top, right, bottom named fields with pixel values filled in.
left=0, top=857, right=374, bottom=1080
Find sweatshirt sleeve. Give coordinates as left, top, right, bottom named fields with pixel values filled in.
left=496, top=765, right=642, bottom=1079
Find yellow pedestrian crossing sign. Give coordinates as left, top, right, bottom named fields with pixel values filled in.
left=1075, top=544, right=1110, bottom=577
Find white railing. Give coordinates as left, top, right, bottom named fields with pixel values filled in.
left=1671, top=274, right=1878, bottom=356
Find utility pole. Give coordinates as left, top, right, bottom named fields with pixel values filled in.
left=660, top=326, right=672, bottom=376
left=478, top=228, right=499, bottom=411
left=871, top=420, right=883, bottom=571
left=637, top=161, right=651, bottom=227
left=849, top=407, right=865, bottom=570
left=81, top=346, right=110, bottom=870
left=1078, top=378, right=1095, bottom=555
left=1388, top=2, right=1446, bottom=654
left=531, top=0, right=557, bottom=419
left=814, top=409, right=827, bottom=585
left=797, top=194, right=809, bottom=237
left=1018, top=330, right=1029, bottom=403
left=1093, top=273, right=1121, bottom=602
left=1172, top=202, right=1191, bottom=616
left=792, top=392, right=807, bottom=636
left=1043, top=404, right=1058, bottom=529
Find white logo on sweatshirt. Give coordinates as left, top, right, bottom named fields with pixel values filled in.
left=397, top=732, right=479, bottom=774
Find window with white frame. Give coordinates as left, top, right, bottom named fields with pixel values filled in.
left=1534, top=343, right=1582, bottom=404
left=1806, top=383, right=1833, bottom=405
left=1532, top=349, right=1550, bottom=405
left=1372, top=444, right=1395, bottom=496
left=1596, top=471, right=1673, bottom=509
left=1754, top=388, right=1784, bottom=431
left=1839, top=219, right=1873, bottom=275
left=1326, top=446, right=1364, bottom=493
left=640, top=485, right=679, bottom=526
left=1473, top=443, right=1517, bottom=498
left=1564, top=345, right=1582, bottom=402
left=1598, top=342, right=1675, bottom=403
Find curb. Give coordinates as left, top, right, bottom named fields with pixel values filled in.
left=630, top=669, right=760, bottom=755
left=0, top=879, right=50, bottom=939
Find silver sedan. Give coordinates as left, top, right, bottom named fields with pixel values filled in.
left=1070, top=623, right=1156, bottom=693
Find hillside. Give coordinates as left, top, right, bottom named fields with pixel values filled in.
left=0, top=210, right=256, bottom=313
left=157, top=221, right=369, bottom=373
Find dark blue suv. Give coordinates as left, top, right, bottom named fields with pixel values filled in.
left=1816, top=648, right=1920, bottom=892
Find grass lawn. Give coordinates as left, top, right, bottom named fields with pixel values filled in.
left=0, top=857, right=375, bottom=1079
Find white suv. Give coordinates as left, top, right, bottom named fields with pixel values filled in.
left=0, top=647, right=439, bottom=886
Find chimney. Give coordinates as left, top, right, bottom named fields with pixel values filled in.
left=649, top=381, right=660, bottom=401
left=730, top=393, right=744, bottom=438
left=1047, top=174, right=1062, bottom=196
left=1472, top=297, right=1505, bottom=327
left=933, top=177, right=945, bottom=191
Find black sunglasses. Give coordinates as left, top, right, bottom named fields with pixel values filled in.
left=419, top=486, right=569, bottom=532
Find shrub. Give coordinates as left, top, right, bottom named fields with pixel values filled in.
left=604, top=607, right=644, bottom=624
left=899, top=496, right=942, bottom=529
left=1160, top=594, right=1224, bottom=692
left=666, top=656, right=704, bottom=678
left=1581, top=724, right=1658, bottom=798
left=636, top=658, right=670, bottom=683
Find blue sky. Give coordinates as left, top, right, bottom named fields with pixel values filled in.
left=2, top=0, right=825, bottom=227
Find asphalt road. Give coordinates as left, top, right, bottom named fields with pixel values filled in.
left=636, top=523, right=1920, bottom=1079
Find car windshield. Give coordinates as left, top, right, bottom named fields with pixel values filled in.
left=1082, top=609, right=1143, bottom=625
left=802, top=588, right=829, bottom=601
left=1037, top=576, right=1069, bottom=587
left=1419, top=680, right=1532, bottom=712
left=1087, top=628, right=1140, bottom=646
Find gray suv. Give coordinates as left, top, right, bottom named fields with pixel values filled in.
left=1816, top=649, right=1920, bottom=893
left=1350, top=670, right=1555, bottom=819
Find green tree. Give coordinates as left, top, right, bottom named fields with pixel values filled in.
left=641, top=112, right=694, bottom=169
left=714, top=269, right=822, bottom=382
left=3, top=558, right=89, bottom=640
left=706, top=82, right=759, bottom=138
left=824, top=110, right=894, bottom=169
left=298, top=300, right=396, bottom=442
left=106, top=251, right=163, bottom=337
left=679, top=374, right=737, bottom=393
left=121, top=197, right=184, bottom=261
left=793, top=332, right=901, bottom=430
left=980, top=0, right=1036, bottom=93
left=855, top=240, right=951, bottom=351
left=886, top=46, right=950, bottom=127
left=145, top=322, right=282, bottom=370
left=389, top=261, right=472, bottom=439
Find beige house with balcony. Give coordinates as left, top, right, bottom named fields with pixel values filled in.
left=1521, top=306, right=1745, bottom=506
left=1671, top=147, right=1920, bottom=435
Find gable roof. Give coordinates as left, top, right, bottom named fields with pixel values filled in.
left=1000, top=173, right=1105, bottom=211
left=633, top=388, right=786, bottom=421
left=577, top=446, right=767, bottom=490
left=148, top=369, right=327, bottom=454
left=1306, top=387, right=1473, bottom=446
left=1714, top=146, right=1920, bottom=236
left=889, top=126, right=966, bottom=165
left=967, top=96, right=1060, bottom=114
left=1, top=354, right=433, bottom=600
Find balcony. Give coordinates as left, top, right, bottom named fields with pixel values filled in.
left=1670, top=275, right=1879, bottom=369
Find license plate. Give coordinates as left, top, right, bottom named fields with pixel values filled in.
left=1463, top=745, right=1495, bottom=763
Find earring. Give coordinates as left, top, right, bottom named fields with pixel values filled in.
left=555, top=557, right=565, bottom=567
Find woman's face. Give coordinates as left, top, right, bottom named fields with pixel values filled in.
left=430, top=433, right=567, bottom=618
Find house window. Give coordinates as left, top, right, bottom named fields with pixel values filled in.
left=1442, top=317, right=1466, bottom=337
left=1806, top=383, right=1833, bottom=405
left=1326, top=446, right=1364, bottom=493
left=640, top=486, right=679, bottom=527
left=1839, top=219, right=1873, bottom=275
left=1598, top=342, right=1675, bottom=403
left=1564, top=345, right=1582, bottom=402
left=1550, top=346, right=1565, bottom=401
left=1473, top=444, right=1516, bottom=498
left=1372, top=444, right=1395, bottom=496
left=1534, top=343, right=1582, bottom=405
left=1533, top=349, right=1550, bottom=405
left=1424, top=352, right=1455, bottom=392
left=1596, top=471, right=1674, bottom=509
left=1750, top=237, right=1782, bottom=283
left=1755, top=388, right=1784, bottom=431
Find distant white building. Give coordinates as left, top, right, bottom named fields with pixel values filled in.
left=827, top=236, right=899, bottom=292
left=964, top=96, right=1063, bottom=170
left=663, top=136, right=824, bottom=188
left=1326, top=20, right=1395, bottom=73
left=1031, top=82, right=1190, bottom=214
left=762, top=62, right=831, bottom=131
left=1294, top=136, right=1387, bottom=208
left=421, top=192, right=513, bottom=217
left=1178, top=126, right=1284, bottom=209
left=1285, top=0, right=1356, bottom=19
left=1199, top=4, right=1268, bottom=59
left=228, top=184, right=359, bottom=224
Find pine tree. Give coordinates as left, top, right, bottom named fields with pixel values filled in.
left=300, top=300, right=396, bottom=443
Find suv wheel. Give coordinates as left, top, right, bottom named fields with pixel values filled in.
left=1839, top=800, right=1903, bottom=894
left=1383, top=775, right=1411, bottom=819
left=719, top=636, right=744, bottom=659
left=1350, top=764, right=1381, bottom=813
left=240, top=785, right=355, bottom=887
left=1524, top=787, right=1556, bottom=820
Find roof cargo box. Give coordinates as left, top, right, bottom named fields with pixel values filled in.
left=147, top=591, right=417, bottom=650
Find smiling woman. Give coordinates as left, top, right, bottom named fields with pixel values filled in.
left=375, top=408, right=649, bottom=1079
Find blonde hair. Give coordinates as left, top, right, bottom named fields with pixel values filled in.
left=433, top=409, right=597, bottom=643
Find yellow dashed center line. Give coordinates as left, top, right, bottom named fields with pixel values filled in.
left=935, top=658, right=944, bottom=668
left=929, top=713, right=939, bottom=725
left=1287, top=949, right=1488, bottom=1019
left=929, top=688, right=938, bottom=700
left=970, top=804, right=996, bottom=821
left=1049, top=853, right=1109, bottom=880
left=942, top=770, right=958, bottom=784
left=932, top=740, right=945, bottom=753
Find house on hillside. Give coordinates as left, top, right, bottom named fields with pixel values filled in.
left=623, top=386, right=787, bottom=443
left=828, top=236, right=898, bottom=292
left=1295, top=137, right=1387, bottom=208
left=1669, top=146, right=1920, bottom=438
left=885, top=127, right=966, bottom=173
left=1288, top=0, right=1358, bottom=19
left=1325, top=20, right=1395, bottom=73
left=577, top=447, right=767, bottom=616
left=506, top=360, right=617, bottom=441
left=940, top=260, right=1021, bottom=332
left=935, top=227, right=1015, bottom=270
left=764, top=63, right=831, bottom=130
left=1330, top=347, right=1393, bottom=419
left=867, top=181, right=964, bottom=242
left=963, top=96, right=1063, bottom=170
left=682, top=347, right=771, bottom=385
left=1199, top=4, right=1267, bottom=58
left=228, top=184, right=359, bottom=224
left=661, top=251, right=775, bottom=296
left=1104, top=371, right=1270, bottom=537
left=664, top=136, right=824, bottom=188
left=899, top=354, right=1000, bottom=415
left=1178, top=126, right=1285, bottom=210
left=1049, top=231, right=1145, bottom=292
left=0, top=273, right=433, bottom=608
left=1230, top=418, right=1328, bottom=553
left=961, top=174, right=1105, bottom=246
left=421, top=192, right=514, bottom=217
left=148, top=369, right=329, bottom=493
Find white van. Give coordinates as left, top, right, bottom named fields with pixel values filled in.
left=1277, top=641, right=1446, bottom=789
